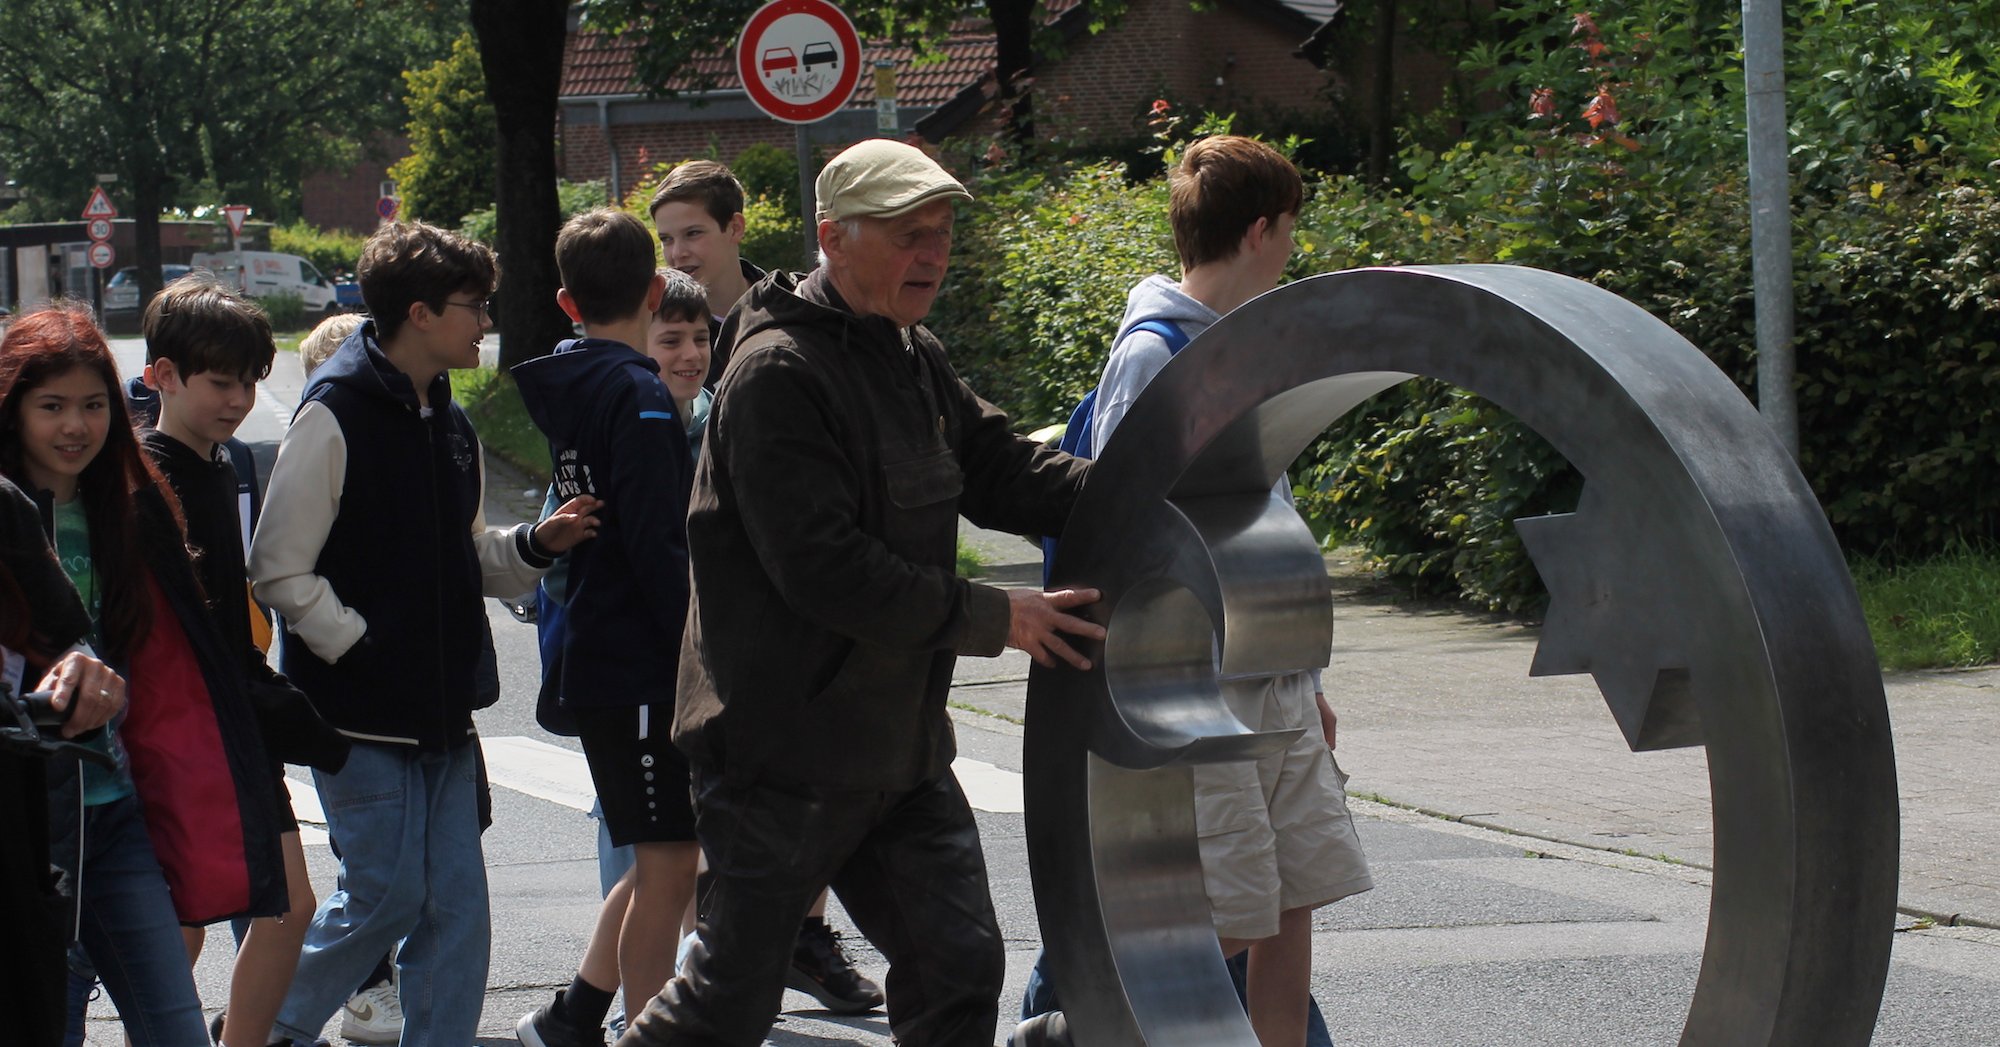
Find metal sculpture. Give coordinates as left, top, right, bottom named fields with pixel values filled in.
left=1025, top=265, right=1898, bottom=1046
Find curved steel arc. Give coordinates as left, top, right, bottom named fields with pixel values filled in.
left=1024, top=265, right=1897, bottom=1046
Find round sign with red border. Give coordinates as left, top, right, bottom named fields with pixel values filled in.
left=86, top=218, right=113, bottom=242
left=736, top=0, right=863, bottom=124
left=88, top=242, right=115, bottom=269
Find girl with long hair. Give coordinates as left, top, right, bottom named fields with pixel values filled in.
left=0, top=304, right=285, bottom=1045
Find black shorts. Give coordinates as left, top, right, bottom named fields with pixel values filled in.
left=574, top=703, right=695, bottom=846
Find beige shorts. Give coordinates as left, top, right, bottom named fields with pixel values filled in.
left=1194, top=671, right=1373, bottom=941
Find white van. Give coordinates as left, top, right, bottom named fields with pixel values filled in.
left=190, top=251, right=341, bottom=317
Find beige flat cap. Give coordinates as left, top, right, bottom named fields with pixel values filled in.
left=815, top=139, right=972, bottom=221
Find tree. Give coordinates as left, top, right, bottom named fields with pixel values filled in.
left=470, top=0, right=574, bottom=372
left=390, top=33, right=500, bottom=227
left=0, top=0, right=458, bottom=309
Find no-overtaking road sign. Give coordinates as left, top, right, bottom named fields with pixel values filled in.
left=736, top=0, right=863, bottom=124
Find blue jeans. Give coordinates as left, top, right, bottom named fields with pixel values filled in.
left=46, top=789, right=209, bottom=1046
left=273, top=741, right=489, bottom=1047
left=1013, top=949, right=1334, bottom=1047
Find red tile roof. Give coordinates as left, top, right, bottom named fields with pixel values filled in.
left=560, top=23, right=998, bottom=110
left=560, top=0, right=1319, bottom=111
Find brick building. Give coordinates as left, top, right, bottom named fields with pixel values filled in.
left=300, top=133, right=410, bottom=235
left=557, top=0, right=1345, bottom=197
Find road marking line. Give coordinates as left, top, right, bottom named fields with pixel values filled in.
left=481, top=734, right=599, bottom=812
left=286, top=740, right=1028, bottom=840
left=953, top=757, right=1024, bottom=813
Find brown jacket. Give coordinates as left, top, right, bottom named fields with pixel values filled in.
left=674, top=270, right=1089, bottom=789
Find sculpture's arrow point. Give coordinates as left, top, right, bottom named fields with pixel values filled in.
left=1516, top=490, right=1703, bottom=751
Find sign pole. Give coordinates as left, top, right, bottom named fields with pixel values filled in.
left=797, top=125, right=817, bottom=265
left=734, top=0, right=863, bottom=268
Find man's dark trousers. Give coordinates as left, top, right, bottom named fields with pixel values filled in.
left=620, top=768, right=1004, bottom=1046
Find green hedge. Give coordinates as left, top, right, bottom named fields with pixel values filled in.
left=936, top=145, right=2000, bottom=610
left=269, top=221, right=368, bottom=280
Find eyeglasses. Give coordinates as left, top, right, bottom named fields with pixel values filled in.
left=440, top=297, right=495, bottom=319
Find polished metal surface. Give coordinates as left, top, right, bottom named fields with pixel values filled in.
left=1024, top=265, right=1898, bottom=1045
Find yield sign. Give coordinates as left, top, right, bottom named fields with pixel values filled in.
left=81, top=186, right=118, bottom=220
left=223, top=205, right=251, bottom=237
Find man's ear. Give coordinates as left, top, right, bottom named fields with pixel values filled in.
left=816, top=218, right=846, bottom=262
left=555, top=288, right=585, bottom=324
left=725, top=212, right=747, bottom=244
left=143, top=359, right=172, bottom=393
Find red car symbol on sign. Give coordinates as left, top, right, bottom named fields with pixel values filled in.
left=762, top=47, right=798, bottom=75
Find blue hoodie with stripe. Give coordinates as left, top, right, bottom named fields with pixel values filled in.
left=512, top=338, right=693, bottom=711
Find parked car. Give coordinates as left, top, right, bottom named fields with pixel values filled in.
left=334, top=280, right=364, bottom=311
left=102, top=264, right=193, bottom=332
left=190, top=251, right=341, bottom=318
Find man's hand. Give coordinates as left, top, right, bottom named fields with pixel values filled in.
left=39, top=651, right=126, bottom=737
left=1315, top=691, right=1338, bottom=750
left=533, top=495, right=603, bottom=554
left=1006, top=587, right=1106, bottom=670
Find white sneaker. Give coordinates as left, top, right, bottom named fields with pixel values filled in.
left=339, top=983, right=403, bottom=1045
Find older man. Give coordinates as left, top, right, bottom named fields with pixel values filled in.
left=617, top=142, right=1102, bottom=1047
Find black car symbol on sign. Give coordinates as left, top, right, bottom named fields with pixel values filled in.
left=803, top=41, right=838, bottom=70
left=762, top=47, right=798, bottom=76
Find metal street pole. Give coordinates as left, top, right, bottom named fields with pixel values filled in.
left=797, top=124, right=817, bottom=265
left=1742, top=0, right=1798, bottom=458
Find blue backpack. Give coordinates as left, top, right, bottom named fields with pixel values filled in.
left=1043, top=318, right=1191, bottom=576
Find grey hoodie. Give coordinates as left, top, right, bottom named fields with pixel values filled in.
left=1088, top=275, right=1220, bottom=457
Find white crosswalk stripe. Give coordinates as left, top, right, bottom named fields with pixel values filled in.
left=287, top=737, right=1025, bottom=839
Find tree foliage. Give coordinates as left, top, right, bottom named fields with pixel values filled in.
left=389, top=33, right=499, bottom=228
left=934, top=0, right=2000, bottom=611
left=0, top=0, right=458, bottom=305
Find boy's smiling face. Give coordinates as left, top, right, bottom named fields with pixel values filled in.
left=647, top=312, right=711, bottom=405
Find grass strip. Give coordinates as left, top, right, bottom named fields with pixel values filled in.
left=1852, top=547, right=2000, bottom=670
left=450, top=365, right=550, bottom=477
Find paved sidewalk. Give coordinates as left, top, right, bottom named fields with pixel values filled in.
left=953, top=527, right=2000, bottom=928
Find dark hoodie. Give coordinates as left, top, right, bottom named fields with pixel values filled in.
left=673, top=269, right=1090, bottom=789
left=512, top=338, right=692, bottom=710
left=264, top=322, right=547, bottom=750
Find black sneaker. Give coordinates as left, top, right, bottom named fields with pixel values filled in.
left=517, top=990, right=607, bottom=1047
left=786, top=920, right=885, bottom=1014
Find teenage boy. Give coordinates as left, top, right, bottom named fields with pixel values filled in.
left=648, top=158, right=885, bottom=1016
left=1015, top=136, right=1373, bottom=1047
left=249, top=221, right=600, bottom=1045
left=511, top=210, right=701, bottom=1047
left=648, top=160, right=765, bottom=384
left=137, top=280, right=352, bottom=1047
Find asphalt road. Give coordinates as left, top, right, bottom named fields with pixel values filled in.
left=83, top=337, right=2000, bottom=1046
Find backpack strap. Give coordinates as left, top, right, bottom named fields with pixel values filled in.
left=1044, top=317, right=1194, bottom=577
left=1126, top=318, right=1191, bottom=354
